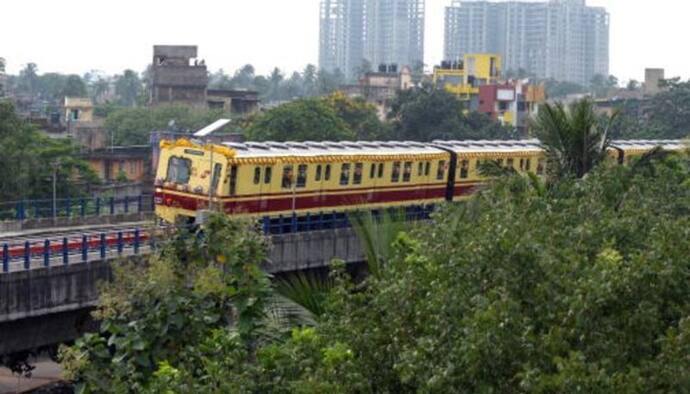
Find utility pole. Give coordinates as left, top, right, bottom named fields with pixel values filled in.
left=51, top=159, right=61, bottom=224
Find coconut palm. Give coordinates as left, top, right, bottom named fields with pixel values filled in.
left=532, top=98, right=617, bottom=181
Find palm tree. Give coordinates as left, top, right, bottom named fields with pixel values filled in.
left=532, top=98, right=617, bottom=181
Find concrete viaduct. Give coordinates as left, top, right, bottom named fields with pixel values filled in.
left=0, top=228, right=366, bottom=355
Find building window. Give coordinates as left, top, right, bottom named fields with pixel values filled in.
left=340, top=163, right=351, bottom=185
left=436, top=160, right=446, bottom=180
left=391, top=162, right=401, bottom=183
left=403, top=162, right=412, bottom=182
left=264, top=166, right=272, bottom=184
left=281, top=165, right=293, bottom=189
left=315, top=165, right=322, bottom=182
left=253, top=167, right=261, bottom=185
left=460, top=160, right=469, bottom=179
left=296, top=165, right=308, bottom=188
left=353, top=163, right=363, bottom=185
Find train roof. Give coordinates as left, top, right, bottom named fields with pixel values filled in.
left=167, top=138, right=686, bottom=161
left=220, top=140, right=446, bottom=158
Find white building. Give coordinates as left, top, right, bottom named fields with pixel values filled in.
left=444, top=0, right=609, bottom=86
left=319, top=0, right=425, bottom=80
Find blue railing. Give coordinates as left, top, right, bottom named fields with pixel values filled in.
left=1, top=229, right=147, bottom=273
left=260, top=205, right=434, bottom=235
left=0, top=195, right=155, bottom=222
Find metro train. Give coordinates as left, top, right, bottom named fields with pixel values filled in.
left=153, top=138, right=685, bottom=224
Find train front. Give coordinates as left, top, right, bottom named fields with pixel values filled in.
left=153, top=139, right=234, bottom=224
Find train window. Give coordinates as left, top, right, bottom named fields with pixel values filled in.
left=497, top=158, right=504, bottom=167
left=340, top=163, right=351, bottom=185
left=460, top=160, right=469, bottom=179
left=436, top=160, right=446, bottom=180
left=370, top=164, right=376, bottom=179
left=391, top=162, right=401, bottom=183
left=425, top=161, right=430, bottom=176
left=166, top=156, right=192, bottom=184
left=229, top=165, right=238, bottom=196
left=525, top=159, right=531, bottom=171
left=264, top=167, right=272, bottom=184
left=253, top=167, right=261, bottom=185
left=325, top=164, right=331, bottom=181
left=519, top=159, right=525, bottom=171
left=354, top=163, right=363, bottom=184
left=417, top=162, right=424, bottom=176
left=212, top=164, right=223, bottom=195
left=315, top=165, right=323, bottom=182
left=537, top=159, right=545, bottom=175
left=507, top=158, right=514, bottom=168
left=281, top=165, right=294, bottom=189
left=403, top=162, right=412, bottom=182
left=378, top=163, right=384, bottom=178
left=296, top=165, right=308, bottom=188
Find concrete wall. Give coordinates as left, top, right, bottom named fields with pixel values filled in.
left=0, top=228, right=366, bottom=355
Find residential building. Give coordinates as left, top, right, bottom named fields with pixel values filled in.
left=433, top=54, right=545, bottom=133
left=444, top=0, right=609, bottom=86
left=643, top=68, right=665, bottom=97
left=64, top=97, right=94, bottom=123
left=0, top=57, right=5, bottom=98
left=342, top=64, right=414, bottom=119
left=319, top=0, right=425, bottom=79
left=150, top=45, right=209, bottom=108
left=206, top=89, right=259, bottom=115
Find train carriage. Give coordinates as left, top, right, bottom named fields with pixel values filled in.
left=154, top=138, right=685, bottom=225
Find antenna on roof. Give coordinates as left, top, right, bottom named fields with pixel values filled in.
left=194, top=118, right=231, bottom=137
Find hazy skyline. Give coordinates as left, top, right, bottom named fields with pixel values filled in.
left=1, top=0, right=687, bottom=83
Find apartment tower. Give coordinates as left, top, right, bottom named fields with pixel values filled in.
left=320, top=0, right=425, bottom=79
left=444, top=0, right=609, bottom=85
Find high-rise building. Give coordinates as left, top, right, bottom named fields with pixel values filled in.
left=0, top=57, right=6, bottom=98
left=444, top=0, right=609, bottom=86
left=319, top=0, right=425, bottom=80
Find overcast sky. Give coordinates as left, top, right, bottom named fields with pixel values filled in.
left=1, top=0, right=687, bottom=83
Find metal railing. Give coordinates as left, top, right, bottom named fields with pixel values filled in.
left=1, top=228, right=151, bottom=273
left=0, top=195, right=154, bottom=222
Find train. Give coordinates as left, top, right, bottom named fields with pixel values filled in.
left=153, top=138, right=685, bottom=225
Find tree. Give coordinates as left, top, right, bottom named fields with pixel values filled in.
left=104, top=105, right=230, bottom=145
left=323, top=92, right=388, bottom=140
left=245, top=98, right=355, bottom=142
left=208, top=68, right=233, bottom=90
left=62, top=74, right=87, bottom=98
left=0, top=101, right=98, bottom=201
left=531, top=98, right=616, bottom=180
left=17, top=62, right=39, bottom=96
left=114, top=69, right=142, bottom=107
left=232, top=64, right=256, bottom=89
left=302, top=64, right=318, bottom=97
left=590, top=74, right=619, bottom=98
left=640, top=78, right=690, bottom=139
left=388, top=84, right=512, bottom=141
left=543, top=78, right=586, bottom=98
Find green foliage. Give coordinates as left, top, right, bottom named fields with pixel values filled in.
left=60, top=214, right=271, bottom=392
left=104, top=105, right=231, bottom=145
left=62, top=154, right=690, bottom=392
left=532, top=98, right=616, bottom=180
left=543, top=78, right=587, bottom=98
left=388, top=84, right=515, bottom=141
left=0, top=101, right=99, bottom=201
left=245, top=92, right=387, bottom=142
left=114, top=69, right=142, bottom=107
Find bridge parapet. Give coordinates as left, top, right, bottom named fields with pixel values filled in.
left=0, top=228, right=365, bottom=354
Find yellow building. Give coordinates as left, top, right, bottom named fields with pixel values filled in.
left=64, top=97, right=94, bottom=123
left=433, top=54, right=502, bottom=99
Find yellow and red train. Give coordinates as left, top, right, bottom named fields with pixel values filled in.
left=153, top=138, right=685, bottom=224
